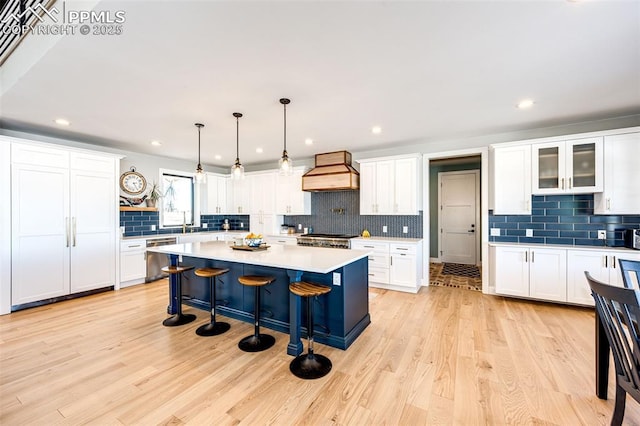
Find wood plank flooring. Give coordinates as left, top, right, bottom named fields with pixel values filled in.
left=1, top=280, right=639, bottom=425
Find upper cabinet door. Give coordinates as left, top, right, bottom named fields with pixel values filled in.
left=594, top=132, right=640, bottom=214
left=565, top=137, right=603, bottom=193
left=532, top=142, right=563, bottom=194
left=491, top=145, right=532, bottom=214
left=532, top=137, right=603, bottom=194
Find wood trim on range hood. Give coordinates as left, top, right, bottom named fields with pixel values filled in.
left=302, top=150, right=360, bottom=192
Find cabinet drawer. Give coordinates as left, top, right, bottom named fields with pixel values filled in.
left=390, top=244, right=417, bottom=255
left=121, top=239, right=146, bottom=252
left=352, top=241, right=389, bottom=253
left=367, top=267, right=390, bottom=284
left=368, top=254, right=389, bottom=268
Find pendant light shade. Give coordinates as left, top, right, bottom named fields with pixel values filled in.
left=278, top=98, right=293, bottom=176
left=230, top=112, right=245, bottom=179
left=194, top=123, right=207, bottom=184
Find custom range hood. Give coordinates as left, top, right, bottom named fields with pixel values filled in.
left=302, top=150, right=360, bottom=192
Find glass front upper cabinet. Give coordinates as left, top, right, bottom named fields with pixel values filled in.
left=532, top=137, right=603, bottom=194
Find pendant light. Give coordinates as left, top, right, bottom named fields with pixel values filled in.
left=278, top=98, right=293, bottom=175
left=230, top=112, right=245, bottom=179
left=194, top=123, right=207, bottom=184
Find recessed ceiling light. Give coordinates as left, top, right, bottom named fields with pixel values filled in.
left=150, top=140, right=162, bottom=146
left=305, top=138, right=313, bottom=145
left=256, top=147, right=263, bottom=153
left=371, top=126, right=382, bottom=135
left=517, top=99, right=535, bottom=109
left=214, top=155, right=221, bottom=160
left=54, top=118, right=70, bottom=126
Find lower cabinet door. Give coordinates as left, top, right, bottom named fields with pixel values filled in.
left=494, top=246, right=529, bottom=297
left=529, top=248, right=567, bottom=302
left=390, top=254, right=416, bottom=288
left=120, top=250, right=146, bottom=283
left=567, top=250, right=607, bottom=306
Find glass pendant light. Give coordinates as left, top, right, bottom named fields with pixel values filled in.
left=230, top=112, right=245, bottom=179
left=194, top=122, right=207, bottom=184
left=278, top=98, right=293, bottom=175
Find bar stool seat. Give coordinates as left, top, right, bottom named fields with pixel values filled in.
left=162, top=265, right=196, bottom=327
left=289, top=281, right=332, bottom=379
left=194, top=267, right=230, bottom=336
left=238, top=275, right=276, bottom=352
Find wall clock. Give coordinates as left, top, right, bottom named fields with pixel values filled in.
left=120, top=167, right=147, bottom=195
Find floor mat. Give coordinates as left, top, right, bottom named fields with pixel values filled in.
left=430, top=263, right=482, bottom=291
left=442, top=262, right=481, bottom=278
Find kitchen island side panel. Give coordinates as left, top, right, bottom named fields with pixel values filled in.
left=173, top=255, right=370, bottom=351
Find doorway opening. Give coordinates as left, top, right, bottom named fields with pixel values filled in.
left=427, top=154, right=483, bottom=291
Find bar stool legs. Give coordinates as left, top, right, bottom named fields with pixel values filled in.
left=162, top=265, right=196, bottom=327
left=289, top=281, right=332, bottom=379
left=195, top=267, right=230, bottom=336
left=238, top=275, right=276, bottom=352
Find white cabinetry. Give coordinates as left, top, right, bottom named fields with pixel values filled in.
left=358, top=155, right=421, bottom=215
left=594, top=132, right=640, bottom=214
left=11, top=142, right=117, bottom=305
left=492, top=245, right=566, bottom=302
left=390, top=242, right=422, bottom=290
left=567, top=249, right=640, bottom=306
left=276, top=168, right=310, bottom=215
left=352, top=238, right=422, bottom=293
left=120, top=239, right=146, bottom=287
left=490, top=145, right=531, bottom=214
left=230, top=177, right=251, bottom=214
left=249, top=172, right=276, bottom=215
left=532, top=137, right=603, bottom=194
left=205, top=173, right=229, bottom=214
left=268, top=235, right=298, bottom=246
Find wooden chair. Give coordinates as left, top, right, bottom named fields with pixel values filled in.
left=619, top=258, right=640, bottom=290
left=586, top=272, right=640, bottom=426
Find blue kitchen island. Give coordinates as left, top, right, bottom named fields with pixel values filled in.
left=147, top=241, right=371, bottom=356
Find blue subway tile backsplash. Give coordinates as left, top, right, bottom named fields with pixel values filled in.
left=120, top=212, right=249, bottom=237
left=490, top=194, right=640, bottom=247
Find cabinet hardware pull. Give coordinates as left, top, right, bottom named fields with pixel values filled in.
left=144, top=252, right=147, bottom=260
left=612, top=256, right=616, bottom=269
left=129, top=244, right=141, bottom=248
left=65, top=217, right=70, bottom=247
left=605, top=255, right=608, bottom=268
left=525, top=251, right=528, bottom=262
left=397, top=248, right=408, bottom=250
left=531, top=251, right=534, bottom=263
left=364, top=245, right=374, bottom=248
left=368, top=273, right=374, bottom=276
left=390, top=256, right=393, bottom=266
left=568, top=177, right=572, bottom=189
left=72, top=217, right=77, bottom=247
left=606, top=198, right=611, bottom=210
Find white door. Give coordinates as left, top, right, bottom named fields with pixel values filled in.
left=12, top=163, right=70, bottom=304
left=438, top=170, right=479, bottom=264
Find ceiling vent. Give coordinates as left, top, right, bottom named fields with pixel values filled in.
left=302, top=151, right=360, bottom=192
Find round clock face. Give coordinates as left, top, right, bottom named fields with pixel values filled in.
left=120, top=171, right=147, bottom=195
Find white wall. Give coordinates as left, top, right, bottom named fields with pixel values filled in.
left=0, top=142, right=11, bottom=314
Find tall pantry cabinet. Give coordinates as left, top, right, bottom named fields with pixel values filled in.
left=9, top=140, right=120, bottom=307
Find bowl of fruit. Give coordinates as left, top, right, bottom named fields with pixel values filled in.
left=244, top=233, right=264, bottom=247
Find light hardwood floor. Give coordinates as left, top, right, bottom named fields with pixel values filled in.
left=1, top=280, right=639, bottom=425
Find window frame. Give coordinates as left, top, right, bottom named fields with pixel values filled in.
left=158, top=168, right=201, bottom=229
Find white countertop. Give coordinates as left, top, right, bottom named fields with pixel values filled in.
left=488, top=241, right=639, bottom=253
left=147, top=240, right=371, bottom=274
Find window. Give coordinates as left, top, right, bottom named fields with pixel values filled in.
left=160, top=171, right=197, bottom=228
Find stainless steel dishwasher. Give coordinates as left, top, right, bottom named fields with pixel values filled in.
left=146, top=237, right=177, bottom=282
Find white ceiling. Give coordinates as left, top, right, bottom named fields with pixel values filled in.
left=1, top=0, right=639, bottom=168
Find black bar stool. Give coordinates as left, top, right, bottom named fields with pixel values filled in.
left=194, top=267, right=230, bottom=336
left=237, top=275, right=276, bottom=352
left=162, top=265, right=196, bottom=327
left=289, top=281, right=332, bottom=379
